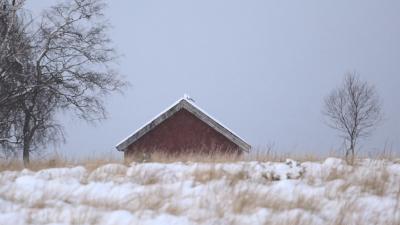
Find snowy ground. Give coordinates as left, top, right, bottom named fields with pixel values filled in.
left=0, top=158, right=399, bottom=225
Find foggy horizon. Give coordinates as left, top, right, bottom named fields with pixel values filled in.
left=27, top=0, right=400, bottom=158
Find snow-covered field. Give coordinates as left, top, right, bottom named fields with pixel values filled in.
left=0, top=158, right=399, bottom=225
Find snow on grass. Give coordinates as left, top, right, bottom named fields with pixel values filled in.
left=0, top=158, right=399, bottom=225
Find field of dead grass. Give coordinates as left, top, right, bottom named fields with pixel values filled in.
left=0, top=152, right=399, bottom=225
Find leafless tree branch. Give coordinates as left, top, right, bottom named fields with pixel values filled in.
left=323, top=72, right=382, bottom=163
left=1, top=0, right=126, bottom=165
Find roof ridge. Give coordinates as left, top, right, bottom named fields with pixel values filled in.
left=116, top=96, right=251, bottom=152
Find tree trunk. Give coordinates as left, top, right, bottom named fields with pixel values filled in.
left=349, top=139, right=355, bottom=165
left=345, top=148, right=350, bottom=162
left=22, top=110, right=31, bottom=167
left=345, top=138, right=356, bottom=165
left=23, top=141, right=30, bottom=167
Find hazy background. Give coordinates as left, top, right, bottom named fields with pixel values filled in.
left=27, top=0, right=400, bottom=158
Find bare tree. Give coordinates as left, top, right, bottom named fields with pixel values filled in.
left=0, top=0, right=32, bottom=104
left=31, top=0, right=124, bottom=120
left=1, top=0, right=62, bottom=164
left=323, top=73, right=382, bottom=163
left=0, top=0, right=33, bottom=157
left=1, top=0, right=126, bottom=165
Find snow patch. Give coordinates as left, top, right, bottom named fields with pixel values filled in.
left=0, top=158, right=398, bottom=225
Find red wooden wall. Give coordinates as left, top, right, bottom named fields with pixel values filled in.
left=125, top=109, right=241, bottom=158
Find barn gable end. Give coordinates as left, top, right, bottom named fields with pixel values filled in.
left=116, top=96, right=251, bottom=154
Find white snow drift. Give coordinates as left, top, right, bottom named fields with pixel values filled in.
left=0, top=158, right=399, bottom=225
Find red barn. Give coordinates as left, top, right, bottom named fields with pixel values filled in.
left=116, top=95, right=251, bottom=159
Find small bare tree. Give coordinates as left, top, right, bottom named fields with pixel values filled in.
left=323, top=73, right=382, bottom=163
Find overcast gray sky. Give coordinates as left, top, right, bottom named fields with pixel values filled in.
left=27, top=0, right=400, bottom=158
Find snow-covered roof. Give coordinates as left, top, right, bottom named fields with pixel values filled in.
left=116, top=95, right=251, bottom=152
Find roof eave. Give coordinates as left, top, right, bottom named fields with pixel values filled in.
left=116, top=145, right=126, bottom=152
left=115, top=98, right=252, bottom=153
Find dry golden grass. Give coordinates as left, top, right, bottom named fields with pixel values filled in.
left=228, top=188, right=321, bottom=214
left=140, top=151, right=243, bottom=163
left=1, top=148, right=398, bottom=174
left=0, top=157, right=71, bottom=172
left=0, top=149, right=399, bottom=225
left=133, top=147, right=399, bottom=164
left=358, top=166, right=390, bottom=196
left=0, top=153, right=121, bottom=172
left=192, top=165, right=225, bottom=183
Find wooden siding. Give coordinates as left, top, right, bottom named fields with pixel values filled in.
left=125, top=108, right=242, bottom=158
